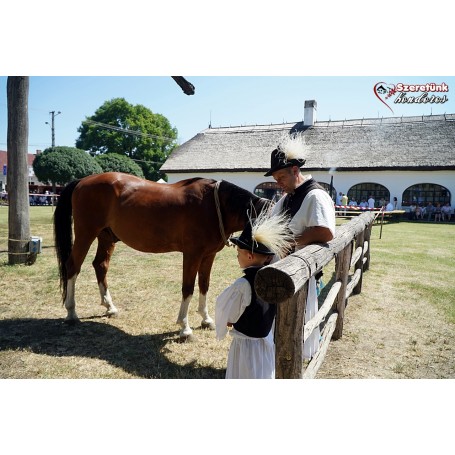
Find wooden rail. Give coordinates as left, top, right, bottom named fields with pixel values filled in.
left=255, top=211, right=375, bottom=379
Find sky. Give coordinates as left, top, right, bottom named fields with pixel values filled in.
left=1, top=75, right=454, bottom=154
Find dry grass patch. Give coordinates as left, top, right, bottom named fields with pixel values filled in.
left=1, top=207, right=239, bottom=379
left=1, top=208, right=454, bottom=379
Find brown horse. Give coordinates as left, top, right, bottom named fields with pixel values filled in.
left=53, top=172, right=270, bottom=338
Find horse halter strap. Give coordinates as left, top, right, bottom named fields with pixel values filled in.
left=214, top=181, right=231, bottom=247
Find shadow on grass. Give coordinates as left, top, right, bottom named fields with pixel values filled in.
left=0, top=318, right=224, bottom=379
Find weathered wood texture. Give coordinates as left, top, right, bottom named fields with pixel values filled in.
left=7, top=76, right=31, bottom=265
left=350, top=246, right=363, bottom=269
left=332, top=240, right=353, bottom=340
left=259, top=212, right=375, bottom=379
left=302, top=313, right=338, bottom=379
left=304, top=281, right=341, bottom=343
left=255, top=211, right=375, bottom=304
left=353, top=229, right=365, bottom=295
left=275, top=283, right=308, bottom=379
left=363, top=222, right=372, bottom=271
left=346, top=268, right=362, bottom=299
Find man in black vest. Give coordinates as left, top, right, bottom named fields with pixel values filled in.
left=265, top=135, right=336, bottom=360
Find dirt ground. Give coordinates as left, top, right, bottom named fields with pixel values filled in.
left=317, top=277, right=454, bottom=379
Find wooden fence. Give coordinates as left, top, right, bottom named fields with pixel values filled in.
left=255, top=211, right=375, bottom=379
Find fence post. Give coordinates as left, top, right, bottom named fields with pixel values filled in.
left=353, top=229, right=365, bottom=295
left=275, top=283, right=308, bottom=379
left=332, top=240, right=353, bottom=340
left=363, top=222, right=372, bottom=271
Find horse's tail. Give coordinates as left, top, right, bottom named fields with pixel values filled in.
left=53, top=179, right=80, bottom=303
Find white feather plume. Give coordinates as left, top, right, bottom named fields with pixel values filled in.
left=250, top=209, right=295, bottom=259
left=278, top=133, right=306, bottom=161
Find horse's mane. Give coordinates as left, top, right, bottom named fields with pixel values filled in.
left=173, top=177, right=208, bottom=187
left=219, top=180, right=258, bottom=213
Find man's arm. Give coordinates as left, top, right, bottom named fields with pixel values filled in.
left=294, top=226, right=334, bottom=248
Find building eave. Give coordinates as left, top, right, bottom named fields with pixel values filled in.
left=162, top=166, right=455, bottom=174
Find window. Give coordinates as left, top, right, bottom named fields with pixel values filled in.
left=347, top=183, right=390, bottom=208
left=317, top=182, right=336, bottom=201
left=402, top=183, right=451, bottom=207
left=254, top=182, right=283, bottom=201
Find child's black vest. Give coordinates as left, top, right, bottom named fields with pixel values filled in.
left=233, top=266, right=276, bottom=338
left=281, top=178, right=326, bottom=218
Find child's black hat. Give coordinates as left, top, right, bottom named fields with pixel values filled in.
left=230, top=220, right=275, bottom=255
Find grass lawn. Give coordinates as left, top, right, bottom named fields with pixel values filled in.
left=0, top=206, right=454, bottom=379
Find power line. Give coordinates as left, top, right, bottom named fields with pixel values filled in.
left=83, top=120, right=176, bottom=142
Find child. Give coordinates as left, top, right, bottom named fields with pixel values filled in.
left=215, top=211, right=293, bottom=379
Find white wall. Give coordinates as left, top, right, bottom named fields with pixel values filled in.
left=165, top=170, right=455, bottom=210
left=310, top=170, right=455, bottom=209
left=166, top=172, right=260, bottom=193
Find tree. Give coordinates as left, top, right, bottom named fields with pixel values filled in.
left=33, top=146, right=102, bottom=186
left=75, top=98, right=178, bottom=181
left=94, top=153, right=144, bottom=178
left=7, top=76, right=31, bottom=265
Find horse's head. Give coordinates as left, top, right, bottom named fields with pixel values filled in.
left=254, top=195, right=274, bottom=217
left=218, top=180, right=274, bottom=234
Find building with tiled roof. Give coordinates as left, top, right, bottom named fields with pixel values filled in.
left=161, top=101, right=455, bottom=210
left=0, top=150, right=56, bottom=194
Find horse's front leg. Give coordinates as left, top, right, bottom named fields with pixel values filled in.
left=197, top=293, right=215, bottom=330
left=177, top=295, right=194, bottom=339
left=197, top=253, right=216, bottom=330
left=97, top=283, right=118, bottom=317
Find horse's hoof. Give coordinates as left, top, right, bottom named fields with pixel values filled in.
left=63, top=318, right=80, bottom=326
left=201, top=321, right=216, bottom=330
left=177, top=333, right=196, bottom=343
left=105, top=311, right=118, bottom=318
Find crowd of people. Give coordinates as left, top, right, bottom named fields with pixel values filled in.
left=29, top=190, right=57, bottom=206
left=0, top=190, right=58, bottom=206
left=334, top=190, right=453, bottom=223
left=336, top=192, right=386, bottom=210
left=407, top=201, right=453, bottom=221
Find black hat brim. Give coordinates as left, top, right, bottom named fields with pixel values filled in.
left=264, top=159, right=306, bottom=177
left=264, top=162, right=293, bottom=177
left=230, top=237, right=274, bottom=256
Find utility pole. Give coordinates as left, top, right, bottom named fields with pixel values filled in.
left=45, top=110, right=61, bottom=147
left=7, top=76, right=31, bottom=265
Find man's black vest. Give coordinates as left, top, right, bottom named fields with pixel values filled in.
left=281, top=178, right=327, bottom=279
left=233, top=266, right=276, bottom=338
left=281, top=178, right=326, bottom=218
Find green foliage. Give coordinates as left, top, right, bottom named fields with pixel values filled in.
left=32, top=146, right=102, bottom=185
left=94, top=153, right=144, bottom=178
left=75, top=98, right=178, bottom=181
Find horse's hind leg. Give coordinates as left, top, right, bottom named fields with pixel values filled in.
left=197, top=253, right=216, bottom=330
left=92, top=229, right=118, bottom=317
left=64, top=233, right=96, bottom=324
left=176, top=253, right=201, bottom=339
left=64, top=275, right=78, bottom=323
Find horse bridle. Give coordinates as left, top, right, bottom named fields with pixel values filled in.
left=214, top=181, right=232, bottom=247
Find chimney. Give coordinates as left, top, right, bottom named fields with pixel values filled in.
left=304, top=100, right=317, bottom=126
